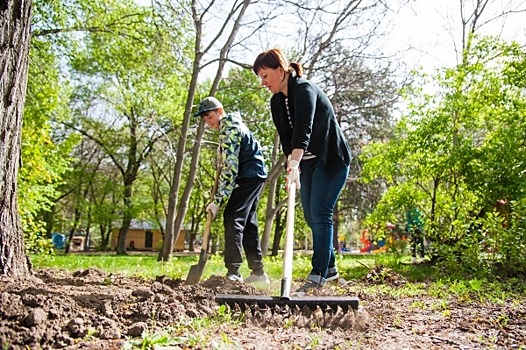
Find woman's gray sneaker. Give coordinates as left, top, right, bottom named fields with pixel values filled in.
left=325, top=271, right=339, bottom=282
left=293, top=279, right=322, bottom=296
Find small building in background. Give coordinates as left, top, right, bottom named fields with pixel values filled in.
left=70, top=236, right=85, bottom=252
left=111, top=221, right=186, bottom=251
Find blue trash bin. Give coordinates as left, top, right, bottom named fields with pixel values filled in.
left=51, top=233, right=65, bottom=249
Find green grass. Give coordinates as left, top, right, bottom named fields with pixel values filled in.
left=31, top=251, right=398, bottom=297
left=121, top=304, right=242, bottom=349
left=31, top=251, right=526, bottom=302
left=31, top=251, right=384, bottom=286
left=32, top=253, right=190, bottom=279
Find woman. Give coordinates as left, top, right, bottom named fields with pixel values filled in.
left=253, top=48, right=351, bottom=294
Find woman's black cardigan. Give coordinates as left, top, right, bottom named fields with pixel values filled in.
left=270, top=75, right=352, bottom=176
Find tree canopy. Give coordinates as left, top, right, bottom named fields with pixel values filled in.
left=361, top=36, right=526, bottom=275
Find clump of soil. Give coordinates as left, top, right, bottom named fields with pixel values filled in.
left=0, top=267, right=525, bottom=349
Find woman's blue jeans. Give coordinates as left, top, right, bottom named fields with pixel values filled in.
left=299, top=158, right=349, bottom=286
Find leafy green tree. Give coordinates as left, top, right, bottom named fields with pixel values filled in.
left=21, top=31, right=79, bottom=254
left=56, top=139, right=124, bottom=251
left=316, top=45, right=403, bottom=245
left=58, top=0, right=191, bottom=254
left=361, top=37, right=526, bottom=275
left=14, top=0, right=90, bottom=253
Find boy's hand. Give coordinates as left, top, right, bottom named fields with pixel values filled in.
left=206, top=203, right=220, bottom=220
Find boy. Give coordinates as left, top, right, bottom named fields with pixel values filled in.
left=194, top=96, right=269, bottom=284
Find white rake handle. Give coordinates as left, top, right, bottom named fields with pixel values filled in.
left=281, top=181, right=296, bottom=299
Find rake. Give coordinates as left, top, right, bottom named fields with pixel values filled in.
left=215, top=182, right=359, bottom=313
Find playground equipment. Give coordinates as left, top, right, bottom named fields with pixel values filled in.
left=360, top=225, right=394, bottom=254
left=359, top=230, right=371, bottom=253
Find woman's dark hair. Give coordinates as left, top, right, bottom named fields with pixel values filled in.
left=252, top=48, right=303, bottom=78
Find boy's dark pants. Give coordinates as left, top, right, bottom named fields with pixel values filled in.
left=223, top=178, right=265, bottom=276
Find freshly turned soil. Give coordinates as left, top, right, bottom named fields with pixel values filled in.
left=0, top=266, right=524, bottom=349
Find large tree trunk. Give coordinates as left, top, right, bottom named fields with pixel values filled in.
left=0, top=0, right=33, bottom=278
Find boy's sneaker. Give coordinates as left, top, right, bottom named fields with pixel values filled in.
left=244, top=272, right=270, bottom=284
left=412, top=257, right=417, bottom=264
left=325, top=271, right=339, bottom=282
left=293, top=280, right=322, bottom=296
left=226, top=273, right=243, bottom=282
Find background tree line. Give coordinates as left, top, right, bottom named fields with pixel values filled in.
left=2, top=0, right=525, bottom=278
left=22, top=0, right=405, bottom=257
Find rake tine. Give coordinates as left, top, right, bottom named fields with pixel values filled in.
left=322, top=305, right=335, bottom=329
left=337, top=307, right=356, bottom=329
left=328, top=306, right=345, bottom=330
left=312, top=306, right=324, bottom=327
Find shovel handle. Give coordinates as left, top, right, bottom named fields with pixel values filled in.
left=202, top=147, right=221, bottom=251
left=281, top=182, right=296, bottom=299
left=201, top=210, right=213, bottom=252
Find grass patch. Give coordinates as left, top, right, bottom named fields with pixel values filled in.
left=31, top=252, right=383, bottom=282
left=31, top=251, right=526, bottom=302
left=122, top=304, right=242, bottom=349
left=31, top=253, right=197, bottom=279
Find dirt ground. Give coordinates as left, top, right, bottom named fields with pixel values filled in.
left=0, top=266, right=525, bottom=350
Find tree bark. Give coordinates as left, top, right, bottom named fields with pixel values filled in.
left=0, top=0, right=33, bottom=278
left=261, top=133, right=282, bottom=256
